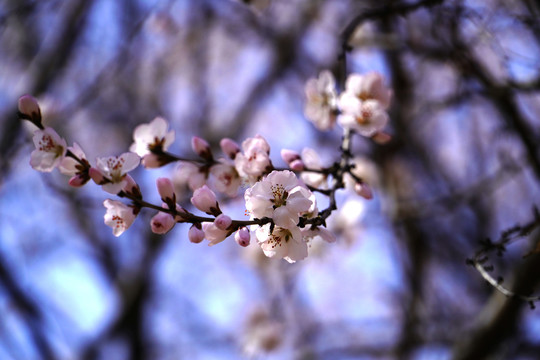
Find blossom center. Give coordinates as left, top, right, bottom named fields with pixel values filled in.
left=38, top=135, right=63, bottom=155
left=270, top=184, right=288, bottom=208
left=356, top=108, right=373, bottom=125
left=266, top=228, right=292, bottom=248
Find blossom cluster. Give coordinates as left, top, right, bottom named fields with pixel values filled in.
left=18, top=70, right=391, bottom=263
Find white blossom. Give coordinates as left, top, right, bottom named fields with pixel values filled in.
left=95, top=152, right=140, bottom=194
left=103, top=199, right=137, bottom=237
left=130, top=116, right=175, bottom=157
left=209, top=160, right=241, bottom=197
left=304, top=70, right=338, bottom=131
left=30, top=127, right=67, bottom=172
left=245, top=170, right=313, bottom=229
left=256, top=223, right=307, bottom=263
left=235, top=135, right=272, bottom=184
left=343, top=72, right=392, bottom=110
left=337, top=97, right=389, bottom=137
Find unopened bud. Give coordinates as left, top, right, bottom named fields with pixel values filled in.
left=89, top=167, right=107, bottom=185
left=289, top=159, right=305, bottom=171
left=68, top=174, right=90, bottom=187
left=281, top=149, right=301, bottom=164
left=214, top=214, right=232, bottom=230
left=220, top=138, right=240, bottom=159
left=191, top=185, right=220, bottom=215
left=354, top=183, right=373, bottom=200
left=156, top=177, right=176, bottom=204
left=151, top=212, right=175, bottom=234
left=188, top=224, right=205, bottom=243
left=235, top=227, right=250, bottom=247
left=191, top=136, right=213, bottom=160
left=18, top=95, right=42, bottom=127
left=123, top=175, right=141, bottom=198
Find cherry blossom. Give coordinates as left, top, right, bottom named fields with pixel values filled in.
left=343, top=72, right=392, bottom=110
left=235, top=227, right=250, bottom=247
left=188, top=224, right=205, bottom=243
left=255, top=223, right=307, bottom=263
left=299, top=148, right=327, bottom=189
left=220, top=138, right=240, bottom=159
left=130, top=116, right=175, bottom=167
left=209, top=160, right=241, bottom=197
left=202, top=222, right=229, bottom=246
left=337, top=98, right=389, bottom=137
left=304, top=70, right=338, bottom=131
left=95, top=152, right=140, bottom=194
left=245, top=170, right=313, bottom=229
left=191, top=136, right=212, bottom=160
left=214, top=214, right=232, bottom=230
left=103, top=199, right=137, bottom=237
left=30, top=127, right=67, bottom=172
left=150, top=211, right=176, bottom=234
left=234, top=135, right=272, bottom=184
left=173, top=161, right=207, bottom=191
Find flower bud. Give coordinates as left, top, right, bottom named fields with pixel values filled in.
left=371, top=131, right=392, bottom=144
left=68, top=174, right=89, bottom=187
left=214, top=214, right=232, bottom=230
left=122, top=175, right=141, bottom=198
left=289, top=159, right=305, bottom=171
left=191, top=136, right=213, bottom=160
left=156, top=177, right=176, bottom=204
left=188, top=224, right=205, bottom=243
left=354, top=183, right=373, bottom=200
left=280, top=149, right=301, bottom=164
left=235, top=227, right=250, bottom=247
left=191, top=185, right=220, bottom=215
left=220, top=138, right=240, bottom=159
left=89, top=167, right=107, bottom=185
left=18, top=95, right=42, bottom=127
left=151, top=212, right=175, bottom=234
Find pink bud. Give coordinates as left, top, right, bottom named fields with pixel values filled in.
left=18, top=95, right=42, bottom=126
left=354, top=183, right=373, bottom=200
left=122, top=175, right=140, bottom=196
left=372, top=132, right=392, bottom=144
left=151, top=212, right=176, bottom=234
left=220, top=138, right=240, bottom=159
left=89, top=167, right=107, bottom=185
left=68, top=174, right=88, bottom=187
left=289, top=159, right=305, bottom=171
left=214, top=214, right=232, bottom=230
left=235, top=227, right=250, bottom=247
left=141, top=154, right=163, bottom=168
left=188, top=224, right=205, bottom=243
left=191, top=136, right=212, bottom=159
left=191, top=185, right=220, bottom=215
left=280, top=149, right=301, bottom=164
left=156, top=177, right=175, bottom=202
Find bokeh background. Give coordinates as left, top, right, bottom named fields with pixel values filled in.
left=1, top=0, right=540, bottom=359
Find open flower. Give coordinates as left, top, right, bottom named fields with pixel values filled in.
left=30, top=127, right=67, bottom=172
left=337, top=98, right=389, bottom=137
left=304, top=70, right=338, bottom=131
left=235, top=135, right=272, bottom=184
left=256, top=224, right=307, bottom=263
left=245, top=170, right=313, bottom=229
left=103, top=199, right=137, bottom=237
left=95, top=152, right=140, bottom=194
left=343, top=72, right=392, bottom=110
left=210, top=160, right=241, bottom=197
left=130, top=117, right=175, bottom=167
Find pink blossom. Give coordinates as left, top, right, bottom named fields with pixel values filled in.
left=130, top=116, right=175, bottom=157
left=245, top=170, right=313, bottom=229
left=30, top=127, right=67, bottom=172
left=150, top=211, right=176, bottom=234
left=191, top=185, right=220, bottom=215
left=255, top=224, right=307, bottom=263
left=280, top=149, right=301, bottom=164
left=304, top=70, right=338, bottom=131
left=95, top=152, right=140, bottom=194
left=103, top=199, right=137, bottom=237
left=209, top=160, right=241, bottom=197
left=234, top=135, right=272, bottom=184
